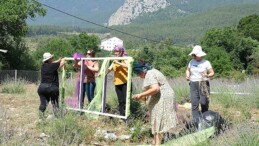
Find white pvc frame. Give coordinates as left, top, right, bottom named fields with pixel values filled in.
left=63, top=57, right=133, bottom=119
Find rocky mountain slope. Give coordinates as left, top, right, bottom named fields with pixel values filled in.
left=107, top=0, right=259, bottom=26
left=108, top=0, right=170, bottom=26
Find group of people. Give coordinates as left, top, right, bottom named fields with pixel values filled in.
left=37, top=44, right=214, bottom=145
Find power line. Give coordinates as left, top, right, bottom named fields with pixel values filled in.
left=33, top=0, right=163, bottom=44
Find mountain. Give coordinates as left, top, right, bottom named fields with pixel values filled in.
left=108, top=0, right=170, bottom=26
left=28, top=0, right=124, bottom=27
left=111, top=3, right=259, bottom=44
left=108, top=0, right=259, bottom=26
left=29, top=0, right=259, bottom=27
left=27, top=0, right=259, bottom=44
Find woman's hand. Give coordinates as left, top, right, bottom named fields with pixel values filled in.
left=132, top=94, right=141, bottom=100
left=132, top=94, right=146, bottom=101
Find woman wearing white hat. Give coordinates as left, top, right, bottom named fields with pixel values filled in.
left=37, top=52, right=65, bottom=119
left=186, top=45, right=214, bottom=121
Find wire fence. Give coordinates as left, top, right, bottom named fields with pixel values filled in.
left=0, top=70, right=116, bottom=85
left=0, top=70, right=41, bottom=84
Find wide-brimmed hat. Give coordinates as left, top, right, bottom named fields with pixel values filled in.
left=42, top=52, right=53, bottom=62
left=189, top=45, right=206, bottom=57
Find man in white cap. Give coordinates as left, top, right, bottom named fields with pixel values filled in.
left=186, top=45, right=214, bottom=121
left=37, top=52, right=65, bottom=119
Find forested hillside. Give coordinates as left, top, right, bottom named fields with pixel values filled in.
left=113, top=3, right=259, bottom=44
left=27, top=0, right=124, bottom=26
left=133, top=0, right=259, bottom=22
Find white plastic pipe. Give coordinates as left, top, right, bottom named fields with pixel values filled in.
left=0, top=49, right=8, bottom=53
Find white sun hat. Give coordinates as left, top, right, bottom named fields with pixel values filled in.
left=42, top=52, right=53, bottom=62
left=189, top=45, right=206, bottom=57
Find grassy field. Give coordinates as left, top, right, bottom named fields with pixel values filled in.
left=0, top=77, right=258, bottom=145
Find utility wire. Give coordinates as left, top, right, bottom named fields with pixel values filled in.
left=33, top=0, right=188, bottom=47
left=33, top=0, right=163, bottom=43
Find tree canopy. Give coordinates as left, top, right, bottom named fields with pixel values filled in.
left=0, top=0, right=46, bottom=69
left=237, top=14, right=259, bottom=41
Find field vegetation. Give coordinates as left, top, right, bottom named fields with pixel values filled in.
left=0, top=77, right=258, bottom=145
left=0, top=1, right=259, bottom=145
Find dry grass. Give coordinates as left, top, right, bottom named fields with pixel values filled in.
left=0, top=77, right=258, bottom=145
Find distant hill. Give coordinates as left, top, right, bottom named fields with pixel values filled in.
left=132, top=0, right=259, bottom=23
left=28, top=0, right=259, bottom=27
left=112, top=3, right=259, bottom=45
left=27, top=0, right=259, bottom=45
left=28, top=0, right=124, bottom=27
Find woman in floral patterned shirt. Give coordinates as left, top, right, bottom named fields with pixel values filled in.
left=133, top=61, right=178, bottom=145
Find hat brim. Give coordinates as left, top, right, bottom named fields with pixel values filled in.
left=196, top=52, right=206, bottom=57
left=189, top=51, right=206, bottom=57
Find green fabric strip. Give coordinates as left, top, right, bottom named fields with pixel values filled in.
left=87, top=59, right=110, bottom=119
left=162, top=126, right=215, bottom=146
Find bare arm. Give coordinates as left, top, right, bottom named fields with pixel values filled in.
left=113, top=60, right=128, bottom=68
left=59, top=58, right=65, bottom=68
left=73, top=60, right=80, bottom=68
left=206, top=68, right=214, bottom=78
left=186, top=67, right=191, bottom=81
left=87, top=61, right=99, bottom=72
left=107, top=63, right=114, bottom=74
left=133, top=84, right=160, bottom=100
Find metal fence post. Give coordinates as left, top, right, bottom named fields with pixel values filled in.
left=15, top=69, right=17, bottom=83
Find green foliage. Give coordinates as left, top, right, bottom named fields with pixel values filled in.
left=229, top=71, right=247, bottom=82
left=204, top=47, right=233, bottom=77
left=0, top=0, right=46, bottom=70
left=137, top=47, right=155, bottom=64
left=113, top=3, right=259, bottom=45
left=69, top=33, right=100, bottom=54
left=237, top=14, right=259, bottom=41
left=32, top=38, right=74, bottom=68
left=1, top=79, right=27, bottom=94
left=134, top=44, right=189, bottom=78
left=127, top=120, right=150, bottom=143
left=201, top=27, right=259, bottom=75
left=37, top=113, right=94, bottom=145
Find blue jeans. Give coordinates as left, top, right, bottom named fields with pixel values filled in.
left=85, top=82, right=96, bottom=103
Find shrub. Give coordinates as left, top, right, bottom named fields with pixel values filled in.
left=127, top=120, right=150, bottom=143
left=37, top=113, right=94, bottom=145
left=1, top=79, right=27, bottom=94
left=228, top=71, right=247, bottom=82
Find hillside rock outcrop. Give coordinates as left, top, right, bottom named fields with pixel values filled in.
left=108, top=0, right=170, bottom=26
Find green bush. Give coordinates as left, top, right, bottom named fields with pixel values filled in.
left=228, top=71, right=247, bottom=82
left=38, top=113, right=94, bottom=145
left=127, top=120, right=150, bottom=143
left=1, top=79, right=27, bottom=94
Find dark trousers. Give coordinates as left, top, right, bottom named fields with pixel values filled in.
left=189, top=81, right=210, bottom=120
left=115, top=83, right=127, bottom=116
left=38, top=83, right=59, bottom=116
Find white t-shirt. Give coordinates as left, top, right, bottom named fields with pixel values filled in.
left=188, top=59, right=212, bottom=81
